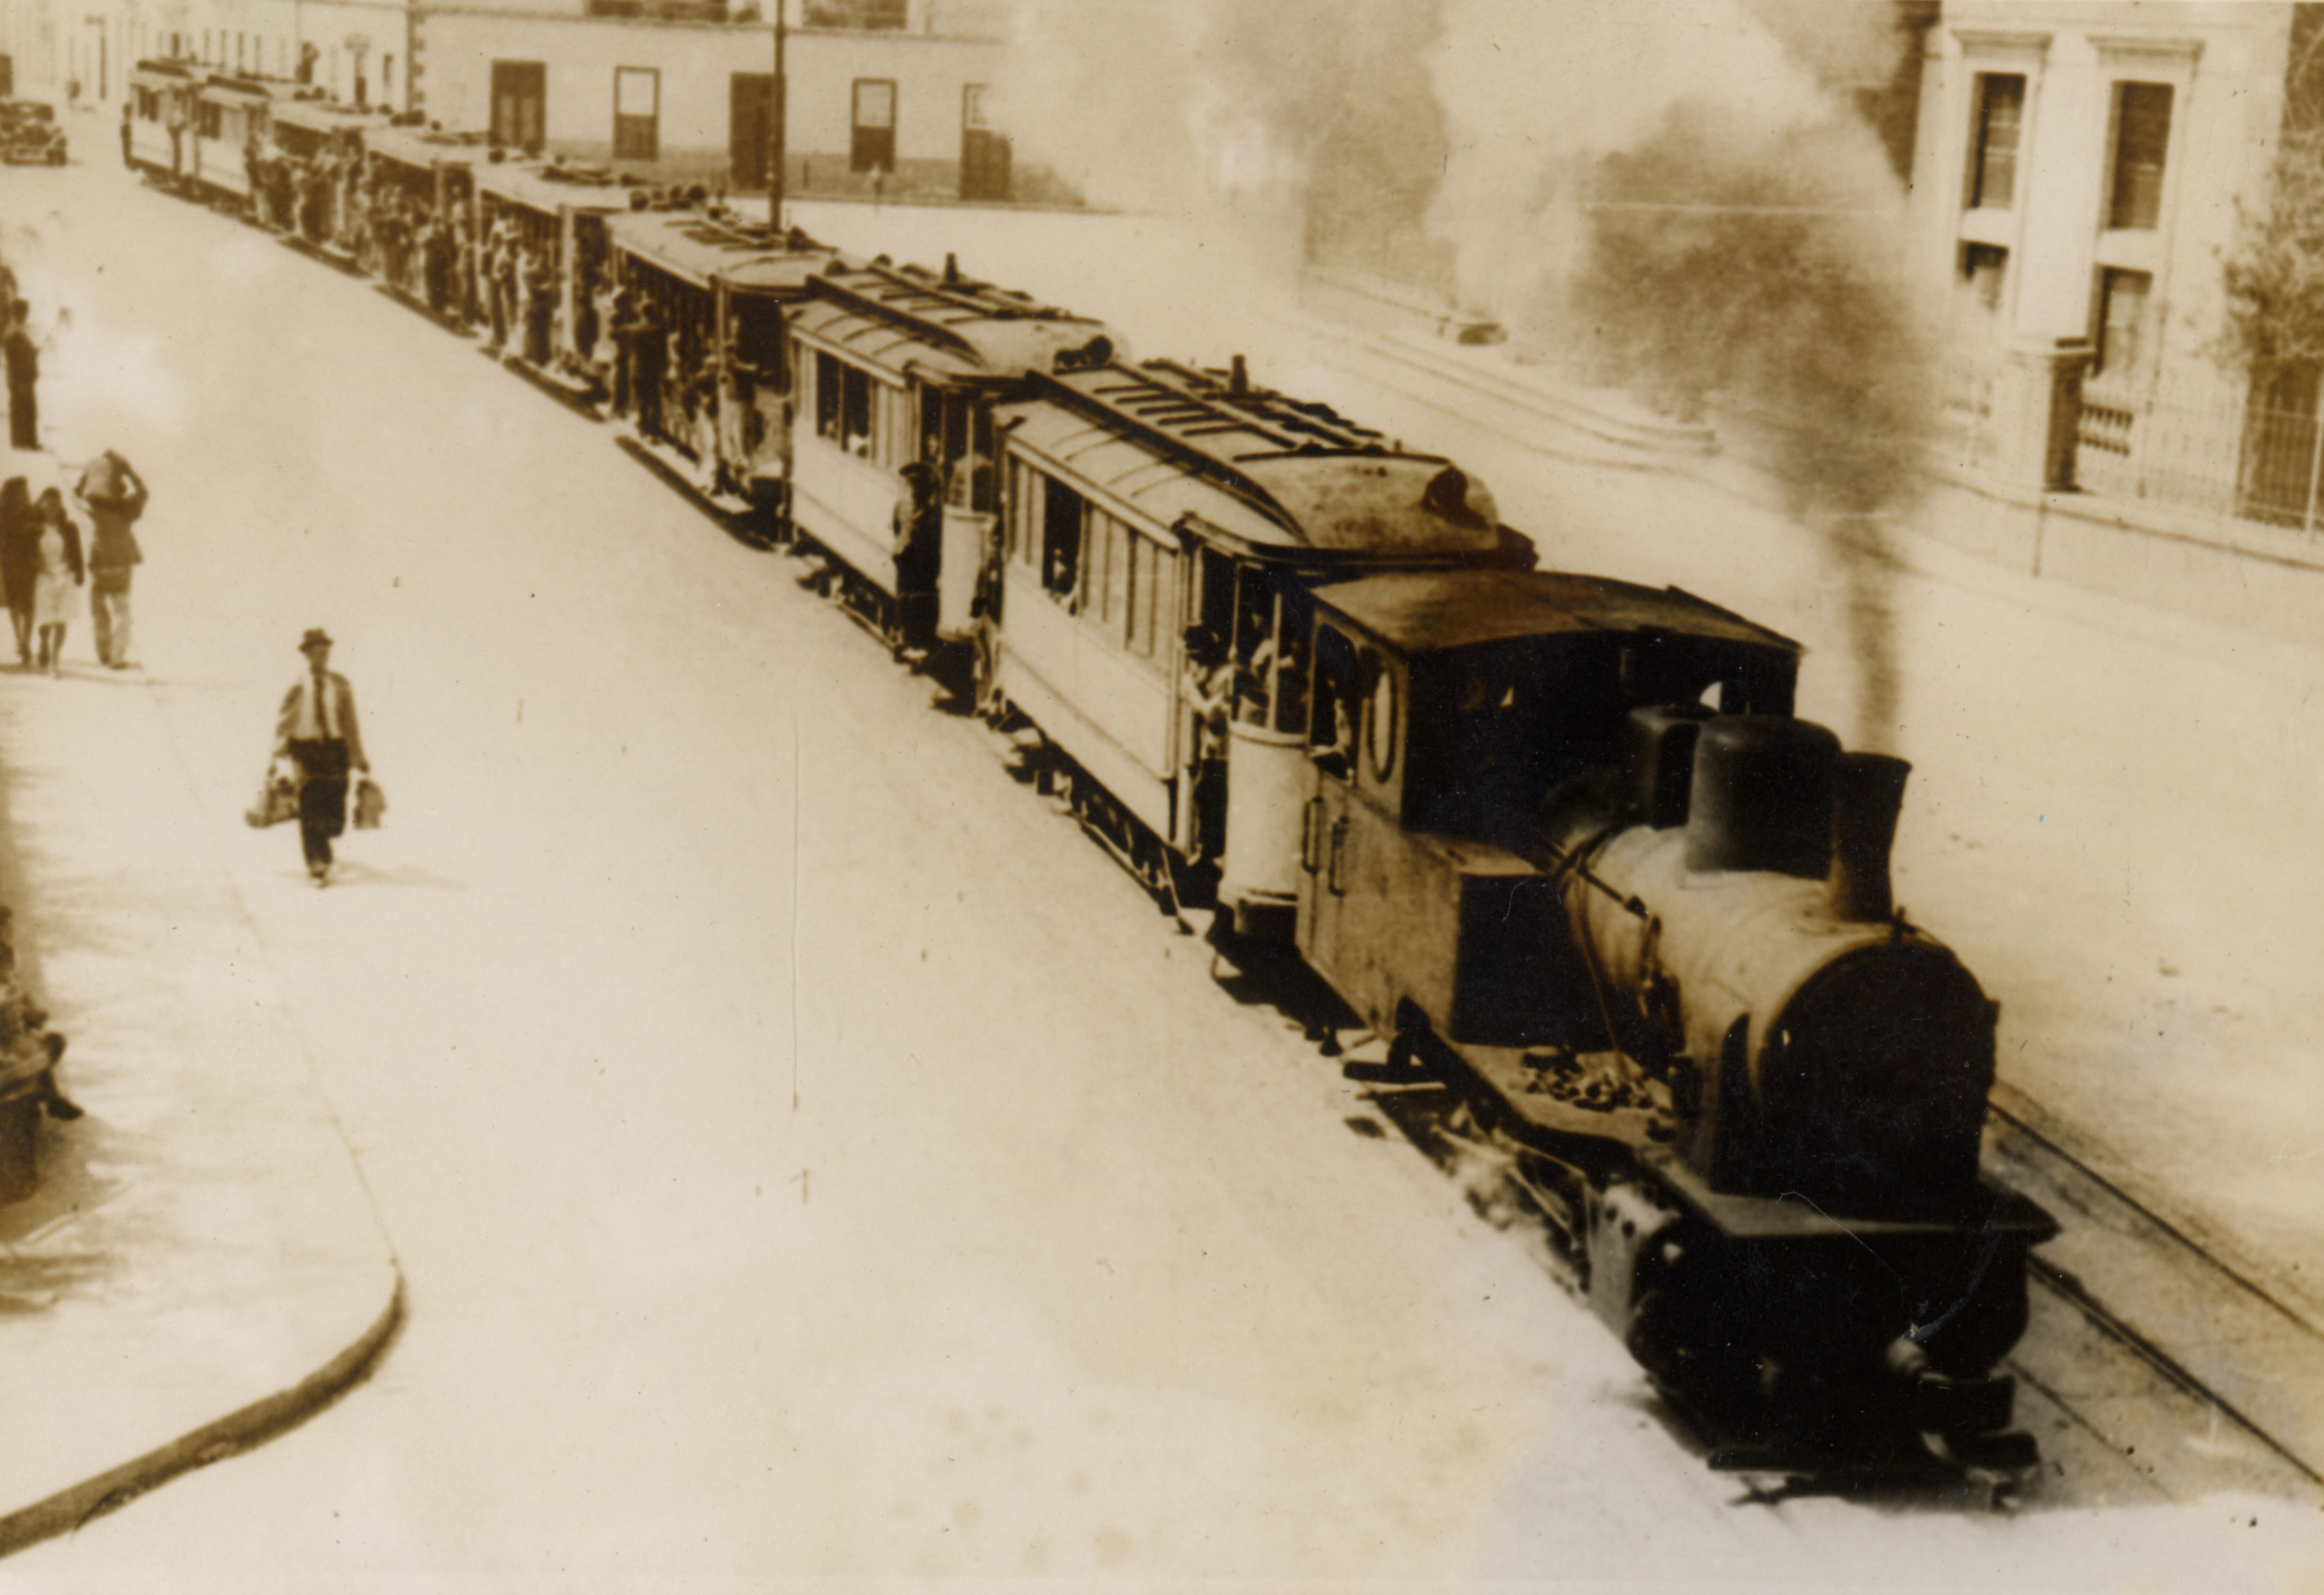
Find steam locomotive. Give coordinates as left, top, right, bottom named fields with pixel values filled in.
left=120, top=63, right=2058, bottom=1482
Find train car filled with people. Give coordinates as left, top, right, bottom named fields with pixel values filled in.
left=602, top=207, right=840, bottom=512
left=103, top=89, right=2066, bottom=1488
left=785, top=255, right=1117, bottom=661
left=986, top=355, right=1523, bottom=930
left=364, top=127, right=489, bottom=318
left=126, top=61, right=216, bottom=194
left=471, top=157, right=627, bottom=395
left=265, top=98, right=385, bottom=259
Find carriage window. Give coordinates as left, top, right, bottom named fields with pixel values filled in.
left=880, top=381, right=912, bottom=470
left=813, top=351, right=840, bottom=442
left=1042, top=477, right=1084, bottom=601
left=1101, top=514, right=1132, bottom=634
left=1233, top=566, right=1277, bottom=724
left=1149, top=546, right=1181, bottom=661
left=1273, top=585, right=1313, bottom=735
left=1310, top=625, right=1361, bottom=778
left=843, top=367, right=872, bottom=456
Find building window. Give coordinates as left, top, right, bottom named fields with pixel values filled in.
left=1969, top=73, right=2025, bottom=210
left=2109, top=83, right=2173, bottom=231
left=614, top=67, right=660, bottom=161
left=851, top=78, right=897, bottom=174
left=2092, top=269, right=2154, bottom=383
left=806, top=0, right=908, bottom=28
left=492, top=60, right=547, bottom=151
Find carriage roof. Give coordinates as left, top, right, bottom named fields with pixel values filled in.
left=997, top=359, right=1511, bottom=563
left=604, top=211, right=837, bottom=293
left=790, top=259, right=1117, bottom=386
left=367, top=125, right=489, bottom=172
left=475, top=160, right=628, bottom=214
left=265, top=98, right=380, bottom=134
left=1312, top=569, right=1801, bottom=657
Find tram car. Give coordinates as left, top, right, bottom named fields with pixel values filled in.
left=602, top=206, right=839, bottom=513
left=471, top=157, right=627, bottom=396
left=362, top=125, right=489, bottom=314
left=987, top=355, right=1522, bottom=930
left=784, top=255, right=1117, bottom=660
left=266, top=98, right=385, bottom=258
left=0, top=100, right=65, bottom=165
left=1276, top=567, right=2057, bottom=1470
left=126, top=61, right=213, bottom=192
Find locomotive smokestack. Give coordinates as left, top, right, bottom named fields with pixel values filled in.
left=1829, top=752, right=1911, bottom=922
left=944, top=251, right=961, bottom=285
left=1229, top=354, right=1249, bottom=395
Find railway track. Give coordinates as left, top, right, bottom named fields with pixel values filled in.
left=1337, top=1041, right=2324, bottom=1509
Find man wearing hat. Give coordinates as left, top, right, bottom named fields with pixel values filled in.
left=273, top=629, right=368, bottom=887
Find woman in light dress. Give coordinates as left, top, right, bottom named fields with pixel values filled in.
left=28, top=487, right=84, bottom=675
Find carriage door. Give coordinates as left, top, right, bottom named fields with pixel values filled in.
left=1216, top=564, right=1313, bottom=935
left=1297, top=626, right=1396, bottom=1012
left=927, top=388, right=992, bottom=642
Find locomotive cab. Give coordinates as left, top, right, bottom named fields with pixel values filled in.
left=1295, top=569, right=1794, bottom=1051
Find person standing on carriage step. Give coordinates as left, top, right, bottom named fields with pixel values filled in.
left=4, top=302, right=40, bottom=452
left=274, top=629, right=369, bottom=888
left=891, top=462, right=942, bottom=659
left=75, top=450, right=148, bottom=669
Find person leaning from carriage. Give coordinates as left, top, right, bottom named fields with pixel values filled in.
left=1181, top=626, right=1235, bottom=862
left=891, top=461, right=942, bottom=659
left=165, top=89, right=187, bottom=182
left=522, top=247, right=557, bottom=368
left=243, top=129, right=265, bottom=220
left=274, top=628, right=368, bottom=887
left=75, top=450, right=147, bottom=670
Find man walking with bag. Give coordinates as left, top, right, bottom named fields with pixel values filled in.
left=75, top=450, right=147, bottom=669
left=274, top=629, right=369, bottom=887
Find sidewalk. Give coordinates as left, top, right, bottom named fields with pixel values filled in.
left=0, top=648, right=401, bottom=1556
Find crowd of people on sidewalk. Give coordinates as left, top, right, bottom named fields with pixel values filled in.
left=0, top=238, right=378, bottom=888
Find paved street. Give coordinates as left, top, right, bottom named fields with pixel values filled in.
left=0, top=140, right=2318, bottom=1589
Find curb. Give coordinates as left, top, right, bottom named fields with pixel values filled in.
left=0, top=1270, right=405, bottom=1559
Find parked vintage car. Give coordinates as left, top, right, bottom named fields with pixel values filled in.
left=0, top=100, right=66, bottom=165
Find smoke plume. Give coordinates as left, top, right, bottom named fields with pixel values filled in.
left=993, top=0, right=1932, bottom=742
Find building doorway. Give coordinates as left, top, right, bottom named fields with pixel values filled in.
left=731, top=72, right=772, bottom=192
left=960, top=83, right=1009, bottom=202
left=491, top=60, right=546, bottom=152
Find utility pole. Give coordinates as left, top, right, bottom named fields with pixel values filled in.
left=769, top=0, right=787, bottom=227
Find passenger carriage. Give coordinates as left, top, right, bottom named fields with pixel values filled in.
left=266, top=98, right=384, bottom=256
left=785, top=256, right=1118, bottom=659
left=471, top=159, right=627, bottom=395
left=126, top=61, right=213, bottom=191
left=987, top=357, right=1523, bottom=932
left=364, top=126, right=490, bottom=313
left=602, top=208, right=839, bottom=514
